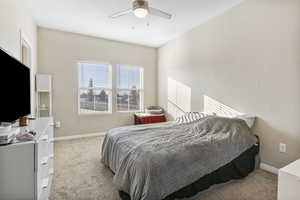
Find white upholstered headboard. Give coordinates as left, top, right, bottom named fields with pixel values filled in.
left=203, top=95, right=243, bottom=117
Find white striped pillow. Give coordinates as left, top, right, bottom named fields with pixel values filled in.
left=175, top=112, right=212, bottom=124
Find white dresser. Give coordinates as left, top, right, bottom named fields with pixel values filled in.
left=278, top=159, right=300, bottom=200
left=0, top=117, right=54, bottom=200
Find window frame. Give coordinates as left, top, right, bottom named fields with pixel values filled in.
left=116, top=64, right=144, bottom=113
left=77, top=61, right=113, bottom=115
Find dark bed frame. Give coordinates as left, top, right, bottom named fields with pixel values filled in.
left=118, top=138, right=260, bottom=200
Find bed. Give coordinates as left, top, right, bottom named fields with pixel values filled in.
left=101, top=100, right=259, bottom=200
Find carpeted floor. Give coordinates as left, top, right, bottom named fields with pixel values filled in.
left=50, top=137, right=278, bottom=200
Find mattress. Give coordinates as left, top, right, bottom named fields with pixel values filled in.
left=119, top=142, right=259, bottom=200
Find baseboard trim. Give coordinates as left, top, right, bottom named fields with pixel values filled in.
left=54, top=132, right=106, bottom=141
left=260, top=163, right=278, bottom=175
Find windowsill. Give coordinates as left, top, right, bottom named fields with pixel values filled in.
left=78, top=110, right=144, bottom=116
left=78, top=112, right=112, bottom=116
left=117, top=110, right=142, bottom=113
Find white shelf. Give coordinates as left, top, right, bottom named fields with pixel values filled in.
left=39, top=109, right=49, bottom=112
left=36, top=74, right=52, bottom=118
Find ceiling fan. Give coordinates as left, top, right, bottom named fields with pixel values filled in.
left=109, top=0, right=172, bottom=20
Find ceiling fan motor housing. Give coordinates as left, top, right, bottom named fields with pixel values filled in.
left=133, top=0, right=149, bottom=10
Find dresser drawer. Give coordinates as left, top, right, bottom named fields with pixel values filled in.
left=36, top=139, right=49, bottom=165
left=38, top=156, right=49, bottom=178
left=37, top=177, right=50, bottom=200
left=46, top=123, right=54, bottom=140
left=36, top=137, right=50, bottom=191
left=49, top=140, right=54, bottom=156
left=49, top=156, right=54, bottom=175
left=38, top=135, right=49, bottom=150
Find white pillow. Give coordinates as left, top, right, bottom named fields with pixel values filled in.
left=235, top=114, right=256, bottom=128
left=176, top=112, right=213, bottom=124
left=214, top=113, right=256, bottom=128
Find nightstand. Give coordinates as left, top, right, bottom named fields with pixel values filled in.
left=134, top=113, right=166, bottom=125
left=278, top=159, right=300, bottom=200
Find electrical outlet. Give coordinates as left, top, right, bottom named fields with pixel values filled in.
left=279, top=143, right=286, bottom=153
left=55, top=121, right=61, bottom=128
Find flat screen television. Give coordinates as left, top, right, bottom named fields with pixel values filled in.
left=0, top=47, right=31, bottom=123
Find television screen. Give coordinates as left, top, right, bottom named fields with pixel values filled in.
left=0, top=48, right=31, bottom=122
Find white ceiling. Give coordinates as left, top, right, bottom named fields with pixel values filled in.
left=31, top=0, right=244, bottom=47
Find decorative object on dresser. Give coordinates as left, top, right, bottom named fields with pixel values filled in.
left=19, top=116, right=29, bottom=127
left=278, top=159, right=300, bottom=200
left=36, top=74, right=52, bottom=118
left=0, top=117, right=54, bottom=200
left=0, top=127, right=20, bottom=145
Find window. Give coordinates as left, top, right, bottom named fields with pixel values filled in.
left=20, top=31, right=33, bottom=115
left=78, top=62, right=112, bottom=114
left=116, top=65, right=143, bottom=112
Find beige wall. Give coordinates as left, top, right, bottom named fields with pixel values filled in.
left=0, top=0, right=37, bottom=114
left=38, top=28, right=157, bottom=137
left=158, top=0, right=300, bottom=168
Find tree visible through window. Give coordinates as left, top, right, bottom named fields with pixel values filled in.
left=117, top=65, right=143, bottom=112
left=78, top=62, right=112, bottom=114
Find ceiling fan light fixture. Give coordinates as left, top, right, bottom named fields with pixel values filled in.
left=109, top=0, right=172, bottom=20
left=134, top=8, right=148, bottom=18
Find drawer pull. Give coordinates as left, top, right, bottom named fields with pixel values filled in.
left=40, top=135, right=49, bottom=142
left=41, top=178, right=49, bottom=190
left=41, top=157, right=48, bottom=165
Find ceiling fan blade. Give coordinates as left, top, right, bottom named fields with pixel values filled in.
left=109, top=9, right=132, bottom=19
left=149, top=7, right=172, bottom=19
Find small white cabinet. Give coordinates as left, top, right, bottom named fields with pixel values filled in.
left=278, top=159, right=300, bottom=200
left=0, top=117, right=54, bottom=200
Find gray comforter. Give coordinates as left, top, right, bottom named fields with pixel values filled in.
left=101, top=116, right=257, bottom=200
